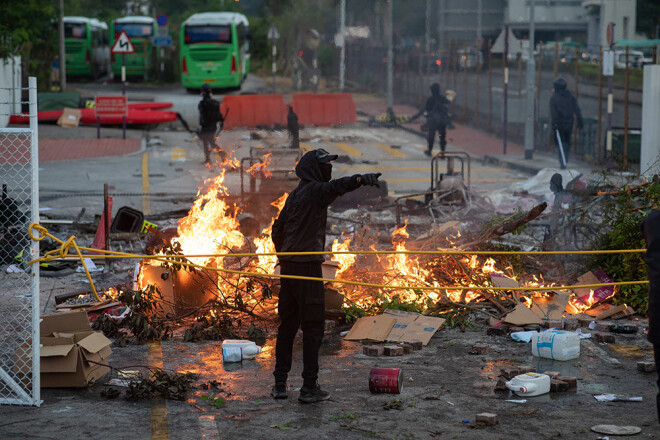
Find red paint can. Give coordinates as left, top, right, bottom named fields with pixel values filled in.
left=369, top=367, right=403, bottom=394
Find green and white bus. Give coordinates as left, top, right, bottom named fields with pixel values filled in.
left=180, top=12, right=250, bottom=91
left=111, top=16, right=157, bottom=79
left=63, top=17, right=110, bottom=79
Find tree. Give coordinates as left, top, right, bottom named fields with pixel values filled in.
left=637, top=0, right=660, bottom=38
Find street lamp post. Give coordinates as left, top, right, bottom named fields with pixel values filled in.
left=524, top=0, right=536, bottom=160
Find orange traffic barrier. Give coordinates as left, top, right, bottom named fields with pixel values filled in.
left=291, top=93, right=357, bottom=127
left=220, top=94, right=287, bottom=129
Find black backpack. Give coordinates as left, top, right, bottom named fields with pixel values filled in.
left=201, top=97, right=223, bottom=126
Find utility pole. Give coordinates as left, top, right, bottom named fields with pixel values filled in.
left=606, top=22, right=615, bottom=160
left=425, top=0, right=431, bottom=53
left=339, top=0, right=346, bottom=91
left=58, top=0, right=66, bottom=92
left=476, top=0, right=482, bottom=39
left=524, top=0, right=536, bottom=160
left=386, top=0, right=393, bottom=113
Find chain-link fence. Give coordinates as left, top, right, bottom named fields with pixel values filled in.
left=0, top=77, right=40, bottom=406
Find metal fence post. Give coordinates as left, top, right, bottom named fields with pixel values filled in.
left=29, top=76, right=40, bottom=406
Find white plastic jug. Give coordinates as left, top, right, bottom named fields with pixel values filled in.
left=505, top=373, right=551, bottom=397
left=531, top=329, right=580, bottom=361
left=222, top=340, right=262, bottom=363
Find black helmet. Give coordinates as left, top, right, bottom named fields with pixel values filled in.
left=553, top=78, right=567, bottom=91
left=201, top=84, right=211, bottom=95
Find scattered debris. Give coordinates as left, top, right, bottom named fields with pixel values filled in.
left=590, top=425, right=642, bottom=436
left=593, top=394, right=643, bottom=402
left=382, top=399, right=403, bottom=410
left=475, top=413, right=498, bottom=426
left=636, top=361, right=656, bottom=372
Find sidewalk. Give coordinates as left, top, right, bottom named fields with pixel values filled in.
left=37, top=125, right=142, bottom=163
left=352, top=93, right=602, bottom=176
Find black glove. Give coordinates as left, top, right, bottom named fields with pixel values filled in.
left=361, top=173, right=381, bottom=187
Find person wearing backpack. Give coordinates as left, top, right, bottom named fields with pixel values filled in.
left=198, top=84, right=226, bottom=164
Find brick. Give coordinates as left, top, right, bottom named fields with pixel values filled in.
left=400, top=343, right=413, bottom=354
left=471, top=344, right=489, bottom=355
left=543, top=371, right=562, bottom=379
left=473, top=381, right=497, bottom=389
left=517, top=365, right=536, bottom=374
left=494, top=377, right=508, bottom=391
left=363, top=345, right=384, bottom=357
left=594, top=322, right=612, bottom=332
left=500, top=367, right=521, bottom=380
left=550, top=379, right=569, bottom=392
left=637, top=361, right=657, bottom=372
left=543, top=320, right=563, bottom=329
left=523, top=324, right=542, bottom=332
left=409, top=340, right=423, bottom=350
left=563, top=319, right=579, bottom=331
left=561, top=376, right=578, bottom=388
left=487, top=326, right=507, bottom=336
left=476, top=413, right=498, bottom=426
left=594, top=332, right=615, bottom=343
left=577, top=316, right=594, bottom=327
left=383, top=345, right=403, bottom=356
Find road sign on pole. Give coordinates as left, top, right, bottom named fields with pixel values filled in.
left=268, top=24, right=280, bottom=40
left=153, top=36, right=172, bottom=47
left=156, top=14, right=168, bottom=27
left=111, top=30, right=135, bottom=54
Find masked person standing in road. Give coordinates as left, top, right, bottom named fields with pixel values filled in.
left=270, top=148, right=381, bottom=403
left=423, top=83, right=451, bottom=156
left=198, top=84, right=226, bottom=165
left=549, top=77, right=583, bottom=169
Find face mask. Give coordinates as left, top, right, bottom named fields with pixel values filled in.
left=320, top=163, right=332, bottom=182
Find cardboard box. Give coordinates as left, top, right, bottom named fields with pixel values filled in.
left=345, top=309, right=446, bottom=346
left=530, top=292, right=571, bottom=321
left=40, top=310, right=112, bottom=387
left=56, top=107, right=81, bottom=128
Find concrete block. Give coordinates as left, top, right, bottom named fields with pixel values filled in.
left=508, top=326, right=525, bottom=333
left=543, top=371, right=561, bottom=379
left=577, top=315, right=594, bottom=327
left=409, top=340, right=423, bottom=350
left=363, top=345, right=384, bottom=357
left=543, top=320, right=563, bottom=329
left=494, top=377, right=508, bottom=391
left=594, top=322, right=612, bottom=332
left=383, top=345, right=403, bottom=356
left=517, top=365, right=536, bottom=374
left=637, top=361, right=657, bottom=372
left=471, top=343, right=489, bottom=355
left=594, top=332, right=615, bottom=343
left=563, top=318, right=579, bottom=331
left=400, top=343, right=413, bottom=354
left=561, top=376, right=577, bottom=388
left=500, top=367, right=520, bottom=380
left=476, top=413, right=498, bottom=426
left=487, top=326, right=507, bottom=336
left=550, top=379, right=569, bottom=392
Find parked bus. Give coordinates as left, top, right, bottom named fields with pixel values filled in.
left=63, top=17, right=110, bottom=79
left=180, top=12, right=250, bottom=91
left=111, top=16, right=157, bottom=80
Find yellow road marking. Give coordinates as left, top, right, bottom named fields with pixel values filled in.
left=141, top=152, right=151, bottom=216
left=171, top=147, right=185, bottom=161
left=300, top=142, right=313, bottom=153
left=376, top=143, right=407, bottom=158
left=386, top=178, right=526, bottom=183
left=335, top=143, right=362, bottom=156
left=149, top=342, right=169, bottom=440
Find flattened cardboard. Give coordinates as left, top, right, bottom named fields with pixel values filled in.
left=504, top=303, right=543, bottom=326
left=56, top=107, right=81, bottom=128
left=595, top=304, right=635, bottom=321
left=530, top=292, right=571, bottom=320
left=385, top=316, right=418, bottom=342
left=491, top=274, right=519, bottom=289
left=573, top=270, right=615, bottom=306
left=345, top=315, right=396, bottom=342
left=400, top=315, right=446, bottom=345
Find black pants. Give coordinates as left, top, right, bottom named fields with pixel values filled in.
left=200, top=130, right=218, bottom=162
left=273, top=261, right=325, bottom=388
left=553, top=127, right=571, bottom=168
left=427, top=120, right=447, bottom=154
left=655, top=343, right=660, bottom=423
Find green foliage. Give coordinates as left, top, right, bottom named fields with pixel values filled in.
left=317, top=43, right=335, bottom=77
left=201, top=393, right=226, bottom=408
left=435, top=309, right=474, bottom=330
left=125, top=369, right=198, bottom=401
left=329, top=413, right=357, bottom=421
left=117, top=285, right=173, bottom=343
left=589, top=181, right=660, bottom=315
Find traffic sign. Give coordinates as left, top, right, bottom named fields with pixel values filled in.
left=95, top=96, right=127, bottom=117
left=156, top=14, right=168, bottom=26
left=268, top=23, right=280, bottom=40
left=153, top=36, right=172, bottom=47
left=157, top=26, right=169, bottom=36
left=111, top=30, right=135, bottom=54
left=602, top=50, right=614, bottom=76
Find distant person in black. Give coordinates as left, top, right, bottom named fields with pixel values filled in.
left=424, top=83, right=450, bottom=156
left=198, top=84, right=225, bottom=165
left=287, top=105, right=299, bottom=149
left=270, top=148, right=381, bottom=403
left=549, top=77, right=583, bottom=169
left=643, top=210, right=660, bottom=424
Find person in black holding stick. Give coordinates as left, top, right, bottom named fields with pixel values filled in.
left=270, top=148, right=381, bottom=403
left=549, top=77, right=583, bottom=169
left=198, top=84, right=226, bottom=165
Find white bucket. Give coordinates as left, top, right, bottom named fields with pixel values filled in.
left=222, top=340, right=262, bottom=362
left=505, top=373, right=551, bottom=397
left=531, top=330, right=580, bottom=361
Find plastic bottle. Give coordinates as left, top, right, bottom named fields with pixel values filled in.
left=531, top=329, right=580, bottom=361
left=609, top=325, right=637, bottom=334
left=505, top=373, right=551, bottom=397
left=222, top=340, right=262, bottom=362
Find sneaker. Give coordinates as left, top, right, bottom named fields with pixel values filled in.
left=424, top=150, right=432, bottom=157
left=298, top=383, right=331, bottom=403
left=271, top=383, right=288, bottom=399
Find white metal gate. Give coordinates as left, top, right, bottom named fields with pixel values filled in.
left=0, top=77, right=40, bottom=406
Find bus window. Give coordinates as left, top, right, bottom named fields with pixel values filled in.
left=185, top=25, right=232, bottom=44
left=115, top=23, right=154, bottom=37
left=65, top=23, right=87, bottom=39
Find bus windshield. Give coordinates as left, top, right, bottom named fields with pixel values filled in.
left=185, top=25, right=231, bottom=44
left=65, top=23, right=87, bottom=39
left=115, top=23, right=153, bottom=38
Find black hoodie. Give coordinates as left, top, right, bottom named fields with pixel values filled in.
left=425, top=83, right=450, bottom=117
left=644, top=210, right=660, bottom=344
left=271, top=151, right=362, bottom=263
left=549, top=80, right=583, bottom=131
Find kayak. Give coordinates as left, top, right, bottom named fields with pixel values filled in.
left=9, top=102, right=174, bottom=124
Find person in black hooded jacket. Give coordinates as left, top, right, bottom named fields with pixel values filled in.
left=270, top=148, right=381, bottom=403
left=424, top=83, right=451, bottom=156
left=643, top=210, right=660, bottom=423
left=549, top=77, right=583, bottom=169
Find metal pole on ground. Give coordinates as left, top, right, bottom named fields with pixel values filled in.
left=503, top=25, right=509, bottom=154
left=386, top=0, right=393, bottom=114
left=624, top=45, right=630, bottom=169
left=597, top=45, right=603, bottom=162
left=524, top=0, right=536, bottom=160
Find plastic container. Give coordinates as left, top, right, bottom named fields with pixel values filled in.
left=531, top=329, right=580, bottom=361
left=369, top=367, right=403, bottom=394
left=505, top=373, right=551, bottom=397
left=222, top=340, right=262, bottom=363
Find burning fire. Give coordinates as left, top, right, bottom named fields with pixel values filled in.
left=331, top=237, right=355, bottom=276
